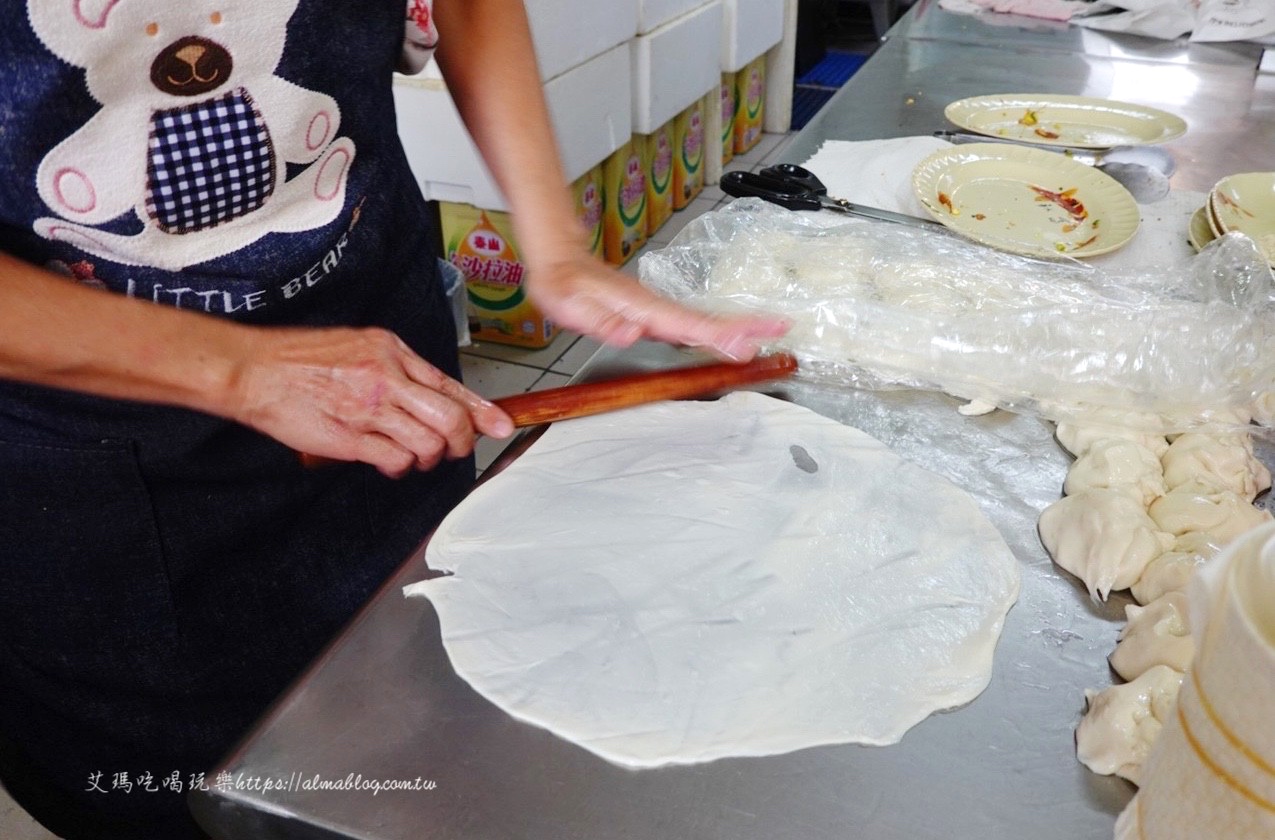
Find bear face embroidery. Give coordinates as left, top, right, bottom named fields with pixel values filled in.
left=150, top=35, right=234, bottom=97
left=27, top=0, right=355, bottom=271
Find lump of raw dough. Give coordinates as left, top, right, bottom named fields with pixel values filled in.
left=1161, top=406, right=1253, bottom=441
left=1038, top=490, right=1175, bottom=600
left=1131, top=532, right=1223, bottom=605
left=1254, top=392, right=1275, bottom=427
left=956, top=398, right=997, bottom=417
left=1160, top=433, right=1271, bottom=502
left=1109, top=592, right=1194, bottom=681
left=1075, top=665, right=1183, bottom=785
left=1147, top=490, right=1273, bottom=544
left=1055, top=422, right=1169, bottom=459
left=1063, top=439, right=1166, bottom=507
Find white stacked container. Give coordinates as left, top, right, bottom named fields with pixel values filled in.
left=392, top=0, right=639, bottom=210
left=630, top=1, right=723, bottom=135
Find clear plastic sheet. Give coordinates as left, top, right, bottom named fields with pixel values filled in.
left=639, top=199, right=1275, bottom=435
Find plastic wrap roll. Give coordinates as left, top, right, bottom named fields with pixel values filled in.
left=640, top=199, right=1275, bottom=435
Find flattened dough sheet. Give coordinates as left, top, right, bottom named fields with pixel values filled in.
left=405, top=392, right=1020, bottom=767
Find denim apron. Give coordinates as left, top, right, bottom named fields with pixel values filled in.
left=0, top=2, right=464, bottom=835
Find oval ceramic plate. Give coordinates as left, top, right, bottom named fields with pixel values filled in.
left=1188, top=206, right=1216, bottom=252
left=1209, top=172, right=1275, bottom=263
left=912, top=143, right=1141, bottom=259
left=944, top=94, right=1187, bottom=149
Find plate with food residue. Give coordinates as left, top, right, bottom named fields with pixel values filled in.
left=944, top=94, right=1186, bottom=149
left=1208, top=172, right=1275, bottom=265
left=1188, top=206, right=1217, bottom=252
left=912, top=143, right=1141, bottom=259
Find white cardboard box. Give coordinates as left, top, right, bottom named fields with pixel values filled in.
left=415, top=0, right=637, bottom=83
left=525, top=0, right=639, bottom=81
left=721, top=0, right=785, bottom=72
left=631, top=1, right=724, bottom=133
left=393, top=43, right=632, bottom=211
left=637, top=0, right=714, bottom=33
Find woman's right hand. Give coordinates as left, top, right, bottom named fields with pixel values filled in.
left=0, top=257, right=508, bottom=479
left=228, top=326, right=514, bottom=478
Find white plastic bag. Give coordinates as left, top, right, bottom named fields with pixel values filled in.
left=1071, top=0, right=1196, bottom=39
left=1191, top=0, right=1275, bottom=41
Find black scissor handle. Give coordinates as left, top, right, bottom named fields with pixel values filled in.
left=759, top=163, right=827, bottom=196
left=720, top=170, right=823, bottom=211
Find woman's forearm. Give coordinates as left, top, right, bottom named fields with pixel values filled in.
left=0, top=251, right=512, bottom=473
left=423, top=1, right=791, bottom=360
left=0, top=251, right=249, bottom=415
left=431, top=0, right=587, bottom=267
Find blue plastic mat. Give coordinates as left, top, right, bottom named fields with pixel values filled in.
left=790, top=86, right=837, bottom=131
left=796, top=50, right=868, bottom=88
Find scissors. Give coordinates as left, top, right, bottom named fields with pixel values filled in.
left=720, top=163, right=945, bottom=231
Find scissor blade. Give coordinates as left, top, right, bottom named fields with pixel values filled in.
left=824, top=198, right=946, bottom=230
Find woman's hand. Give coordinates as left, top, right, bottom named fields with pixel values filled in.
left=430, top=1, right=788, bottom=361
left=228, top=326, right=514, bottom=477
left=526, top=250, right=790, bottom=362
left=0, top=257, right=510, bottom=478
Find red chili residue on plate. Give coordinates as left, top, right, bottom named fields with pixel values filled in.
left=1031, top=185, right=1088, bottom=222
left=1215, top=192, right=1255, bottom=218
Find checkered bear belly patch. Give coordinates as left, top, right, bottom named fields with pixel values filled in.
left=145, top=88, right=275, bottom=234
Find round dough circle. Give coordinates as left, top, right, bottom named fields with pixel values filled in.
left=407, top=392, right=1021, bottom=767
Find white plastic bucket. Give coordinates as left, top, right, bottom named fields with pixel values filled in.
left=437, top=258, right=471, bottom=347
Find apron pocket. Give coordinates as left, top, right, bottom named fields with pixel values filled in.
left=0, top=436, right=179, bottom=688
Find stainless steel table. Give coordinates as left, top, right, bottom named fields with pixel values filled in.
left=785, top=0, right=1273, bottom=193
left=192, top=6, right=1274, bottom=838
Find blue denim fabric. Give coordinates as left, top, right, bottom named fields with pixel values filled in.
left=0, top=276, right=471, bottom=837
left=0, top=2, right=471, bottom=836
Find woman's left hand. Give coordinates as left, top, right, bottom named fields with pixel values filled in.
left=525, top=251, right=789, bottom=362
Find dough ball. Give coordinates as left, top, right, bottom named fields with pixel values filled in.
left=1055, top=424, right=1169, bottom=459
left=1254, top=391, right=1275, bottom=427
left=1075, top=665, right=1183, bottom=785
left=1147, top=490, right=1273, bottom=544
left=1109, top=592, right=1194, bottom=681
left=1160, top=432, right=1271, bottom=502
left=1038, top=490, right=1175, bottom=601
left=1161, top=406, right=1253, bottom=441
left=1130, top=533, right=1223, bottom=605
left=1063, top=439, right=1166, bottom=507
left=956, top=397, right=997, bottom=417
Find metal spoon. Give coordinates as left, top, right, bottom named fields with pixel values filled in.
left=933, top=130, right=1173, bottom=203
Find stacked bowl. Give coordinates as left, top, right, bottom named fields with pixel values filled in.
left=1190, top=172, right=1275, bottom=264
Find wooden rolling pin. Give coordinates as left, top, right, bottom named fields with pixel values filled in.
left=300, top=352, right=798, bottom=468
left=494, top=351, right=798, bottom=426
